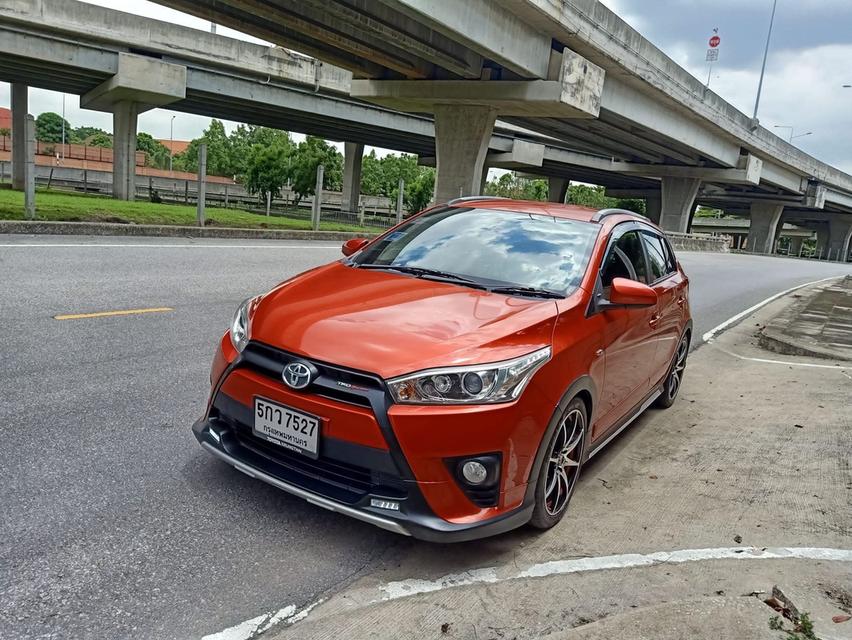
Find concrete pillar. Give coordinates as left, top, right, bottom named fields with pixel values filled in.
left=433, top=104, right=497, bottom=203
left=341, top=142, right=364, bottom=213
left=788, top=236, right=804, bottom=256
left=396, top=177, right=404, bottom=224
left=480, top=166, right=490, bottom=195
left=548, top=177, right=570, bottom=204
left=746, top=202, right=784, bottom=254
left=112, top=101, right=139, bottom=200
left=312, top=164, right=324, bottom=232
left=815, top=225, right=829, bottom=258
left=196, top=142, right=207, bottom=227
left=827, top=216, right=852, bottom=262
left=660, top=177, right=701, bottom=233
left=24, top=115, right=35, bottom=219
left=645, top=192, right=662, bottom=225
left=11, top=83, right=28, bottom=191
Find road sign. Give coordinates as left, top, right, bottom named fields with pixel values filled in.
left=706, top=49, right=719, bottom=62
left=709, top=35, right=721, bottom=48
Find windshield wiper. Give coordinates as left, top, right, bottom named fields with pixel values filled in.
left=357, top=263, right=481, bottom=285
left=488, top=285, right=564, bottom=299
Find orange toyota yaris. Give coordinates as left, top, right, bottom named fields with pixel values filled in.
left=193, top=198, right=691, bottom=541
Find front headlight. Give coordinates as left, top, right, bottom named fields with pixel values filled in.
left=387, top=347, right=551, bottom=405
left=230, top=296, right=259, bottom=353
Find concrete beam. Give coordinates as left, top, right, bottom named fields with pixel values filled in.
left=660, top=177, right=701, bottom=233
left=825, top=188, right=852, bottom=212
left=377, top=0, right=552, bottom=78
left=747, top=202, right=784, bottom=254
left=433, top=104, right=497, bottom=203
left=11, top=83, right=27, bottom=191
left=341, top=142, right=364, bottom=214
left=609, top=154, right=763, bottom=186
left=1, top=0, right=351, bottom=93
left=487, top=139, right=545, bottom=168
left=803, top=181, right=827, bottom=210
left=81, top=53, right=186, bottom=113
left=350, top=74, right=603, bottom=118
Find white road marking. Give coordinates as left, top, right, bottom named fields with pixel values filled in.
left=378, top=546, right=852, bottom=602
left=715, top=345, right=852, bottom=370
left=701, top=275, right=843, bottom=343
left=0, top=243, right=341, bottom=249
left=201, top=599, right=321, bottom=640
left=201, top=546, right=852, bottom=637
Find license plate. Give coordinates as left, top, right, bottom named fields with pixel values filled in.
left=253, top=397, right=321, bottom=458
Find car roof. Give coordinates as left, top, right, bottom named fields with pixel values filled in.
left=446, top=197, right=649, bottom=227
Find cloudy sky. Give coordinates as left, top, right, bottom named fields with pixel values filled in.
left=1, top=0, right=850, bottom=172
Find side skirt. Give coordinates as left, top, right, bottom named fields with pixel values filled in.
left=586, top=388, right=661, bottom=459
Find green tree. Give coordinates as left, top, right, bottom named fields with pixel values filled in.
left=71, top=126, right=109, bottom=144
left=87, top=132, right=113, bottom=148
left=35, top=112, right=71, bottom=143
left=173, top=119, right=235, bottom=177
left=484, top=172, right=547, bottom=201
left=0, top=127, right=10, bottom=141
left=289, top=136, right=343, bottom=204
left=244, top=137, right=295, bottom=200
left=228, top=124, right=291, bottom=178
left=695, top=206, right=723, bottom=218
left=565, top=184, right=645, bottom=215
left=404, top=168, right=435, bottom=214
left=136, top=132, right=172, bottom=169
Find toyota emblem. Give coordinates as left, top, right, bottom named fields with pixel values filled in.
left=282, top=361, right=314, bottom=390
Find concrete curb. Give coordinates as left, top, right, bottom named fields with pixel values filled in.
left=0, top=220, right=376, bottom=241
left=757, top=326, right=849, bottom=362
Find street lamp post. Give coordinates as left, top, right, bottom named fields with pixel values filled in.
left=752, top=0, right=778, bottom=123
left=773, top=125, right=812, bottom=143
left=169, top=114, right=176, bottom=173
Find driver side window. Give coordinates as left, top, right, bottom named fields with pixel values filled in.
left=601, top=230, right=648, bottom=288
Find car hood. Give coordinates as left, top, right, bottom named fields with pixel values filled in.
left=249, top=262, right=563, bottom=379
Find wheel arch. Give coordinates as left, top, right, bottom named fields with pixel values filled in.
left=522, top=374, right=597, bottom=507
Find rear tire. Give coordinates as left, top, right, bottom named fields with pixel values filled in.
left=529, top=397, right=587, bottom=530
left=655, top=333, right=689, bottom=409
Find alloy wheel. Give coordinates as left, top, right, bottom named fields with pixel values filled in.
left=543, top=407, right=585, bottom=516
left=667, top=337, right=689, bottom=401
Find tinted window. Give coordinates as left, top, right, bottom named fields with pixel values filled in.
left=642, top=232, right=675, bottom=281
left=353, top=207, right=599, bottom=294
left=601, top=230, right=648, bottom=287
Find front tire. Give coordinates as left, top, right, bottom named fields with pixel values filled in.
left=655, top=333, right=689, bottom=409
left=529, top=397, right=586, bottom=530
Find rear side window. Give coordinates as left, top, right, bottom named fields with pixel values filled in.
left=601, top=230, right=648, bottom=287
left=642, top=231, right=669, bottom=282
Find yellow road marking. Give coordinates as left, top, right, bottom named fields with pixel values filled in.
left=54, top=307, right=174, bottom=321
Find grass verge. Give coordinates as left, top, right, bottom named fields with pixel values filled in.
left=0, top=188, right=382, bottom=233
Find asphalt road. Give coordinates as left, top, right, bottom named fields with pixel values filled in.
left=0, top=236, right=849, bottom=640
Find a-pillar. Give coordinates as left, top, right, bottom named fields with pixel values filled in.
left=341, top=142, right=364, bottom=214
left=645, top=192, right=662, bottom=225
left=11, top=83, right=28, bottom=191
left=112, top=101, right=139, bottom=201
left=433, top=104, right=497, bottom=203
left=660, top=177, right=701, bottom=233
left=548, top=177, right=569, bottom=204
left=746, top=202, right=784, bottom=254
left=827, top=216, right=852, bottom=262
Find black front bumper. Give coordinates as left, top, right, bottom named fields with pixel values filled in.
left=192, top=412, right=533, bottom=543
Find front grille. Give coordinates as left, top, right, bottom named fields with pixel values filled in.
left=241, top=342, right=383, bottom=408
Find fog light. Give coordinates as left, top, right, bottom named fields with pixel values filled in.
left=370, top=498, right=400, bottom=511
left=461, top=460, right=488, bottom=485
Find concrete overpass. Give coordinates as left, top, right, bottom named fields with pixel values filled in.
left=151, top=0, right=852, bottom=261
left=0, top=0, right=660, bottom=208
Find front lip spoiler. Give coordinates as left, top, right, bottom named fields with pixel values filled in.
left=199, top=440, right=412, bottom=537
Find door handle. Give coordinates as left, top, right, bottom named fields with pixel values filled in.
left=649, top=314, right=661, bottom=327
left=676, top=296, right=685, bottom=306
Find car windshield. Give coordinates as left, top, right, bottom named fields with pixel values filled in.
left=351, top=206, right=599, bottom=295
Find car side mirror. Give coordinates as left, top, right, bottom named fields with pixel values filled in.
left=342, top=237, right=369, bottom=256
left=608, top=277, right=658, bottom=307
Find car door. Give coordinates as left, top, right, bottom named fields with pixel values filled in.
left=641, top=230, right=686, bottom=383
left=592, top=225, right=660, bottom=440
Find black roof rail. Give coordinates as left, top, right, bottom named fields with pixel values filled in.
left=446, top=195, right=511, bottom=206
left=590, top=208, right=651, bottom=223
